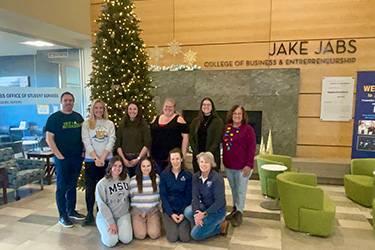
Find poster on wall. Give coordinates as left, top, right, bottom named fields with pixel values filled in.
left=37, top=104, right=50, bottom=115
left=352, top=71, right=375, bottom=158
left=320, top=77, right=354, bottom=121
left=0, top=87, right=80, bottom=106
left=0, top=76, right=30, bottom=87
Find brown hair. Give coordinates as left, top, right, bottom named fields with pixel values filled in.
left=60, top=91, right=74, bottom=102
left=226, top=105, right=248, bottom=125
left=121, top=102, right=144, bottom=127
left=194, top=97, right=218, bottom=133
left=105, top=156, right=127, bottom=180
left=136, top=157, right=158, bottom=193
left=166, top=147, right=186, bottom=170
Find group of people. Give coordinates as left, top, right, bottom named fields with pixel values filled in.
left=45, top=92, right=256, bottom=247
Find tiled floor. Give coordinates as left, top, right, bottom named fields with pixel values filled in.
left=0, top=180, right=374, bottom=250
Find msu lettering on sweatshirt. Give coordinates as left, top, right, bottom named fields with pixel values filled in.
left=95, top=176, right=130, bottom=224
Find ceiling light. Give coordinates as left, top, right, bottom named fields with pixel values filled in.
left=20, top=40, right=54, bottom=47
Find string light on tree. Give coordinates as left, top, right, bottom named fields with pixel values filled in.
left=88, top=0, right=156, bottom=126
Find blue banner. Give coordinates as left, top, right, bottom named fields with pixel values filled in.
left=352, top=71, right=375, bottom=158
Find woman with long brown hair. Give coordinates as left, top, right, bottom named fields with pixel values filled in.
left=95, top=156, right=132, bottom=247
left=189, top=97, right=223, bottom=172
left=115, top=102, right=150, bottom=177
left=129, top=157, right=161, bottom=239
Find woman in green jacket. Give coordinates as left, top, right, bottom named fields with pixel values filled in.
left=189, top=97, right=224, bottom=172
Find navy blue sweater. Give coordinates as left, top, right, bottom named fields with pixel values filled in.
left=192, top=170, right=226, bottom=215
left=159, top=167, right=192, bottom=216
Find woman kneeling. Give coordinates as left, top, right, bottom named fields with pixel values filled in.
left=95, top=156, right=133, bottom=247
left=130, top=157, right=161, bottom=239
left=184, top=152, right=229, bottom=240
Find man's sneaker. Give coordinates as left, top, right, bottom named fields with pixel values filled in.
left=68, top=211, right=86, bottom=221
left=58, top=216, right=74, bottom=228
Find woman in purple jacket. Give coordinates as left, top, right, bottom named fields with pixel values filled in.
left=222, top=105, right=256, bottom=227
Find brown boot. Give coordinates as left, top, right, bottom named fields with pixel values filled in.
left=231, top=211, right=243, bottom=227
left=220, top=219, right=230, bottom=235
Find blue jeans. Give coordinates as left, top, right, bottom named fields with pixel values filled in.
left=225, top=167, right=252, bottom=213
left=96, top=212, right=133, bottom=247
left=184, top=205, right=225, bottom=241
left=54, top=156, right=83, bottom=217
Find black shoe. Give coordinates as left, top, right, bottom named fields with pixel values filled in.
left=68, top=211, right=85, bottom=221
left=231, top=211, right=243, bottom=227
left=225, top=206, right=237, bottom=221
left=58, top=216, right=74, bottom=228
left=83, top=214, right=95, bottom=226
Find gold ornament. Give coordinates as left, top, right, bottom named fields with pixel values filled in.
left=167, top=40, right=182, bottom=56
left=183, top=49, right=197, bottom=66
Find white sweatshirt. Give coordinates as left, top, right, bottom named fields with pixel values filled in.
left=82, top=119, right=116, bottom=160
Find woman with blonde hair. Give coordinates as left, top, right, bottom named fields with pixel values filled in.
left=150, top=98, right=189, bottom=174
left=184, top=151, right=228, bottom=240
left=82, top=99, right=116, bottom=225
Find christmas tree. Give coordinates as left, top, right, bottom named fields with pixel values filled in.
left=88, top=0, right=156, bottom=126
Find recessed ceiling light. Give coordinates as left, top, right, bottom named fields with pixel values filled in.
left=20, top=40, right=54, bottom=47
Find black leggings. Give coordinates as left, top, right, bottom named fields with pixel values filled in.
left=84, top=161, right=107, bottom=215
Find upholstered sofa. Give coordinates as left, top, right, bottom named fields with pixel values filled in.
left=277, top=172, right=336, bottom=237
left=344, top=158, right=375, bottom=207
left=256, top=154, right=292, bottom=198
left=0, top=147, right=44, bottom=200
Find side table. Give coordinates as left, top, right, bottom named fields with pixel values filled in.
left=27, top=151, right=55, bottom=185
left=260, top=164, right=288, bottom=210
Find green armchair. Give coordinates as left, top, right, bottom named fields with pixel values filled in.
left=256, top=154, right=292, bottom=198
left=277, top=172, right=336, bottom=237
left=344, top=158, right=375, bottom=207
left=0, top=147, right=44, bottom=200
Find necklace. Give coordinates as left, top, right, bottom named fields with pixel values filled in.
left=223, top=124, right=240, bottom=151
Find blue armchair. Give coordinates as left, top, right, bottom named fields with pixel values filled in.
left=0, top=147, right=44, bottom=200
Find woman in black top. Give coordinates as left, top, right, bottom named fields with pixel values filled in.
left=115, top=102, right=151, bottom=177
left=150, top=98, right=189, bottom=174
left=189, top=97, right=224, bottom=173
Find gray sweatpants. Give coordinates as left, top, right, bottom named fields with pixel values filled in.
left=162, top=213, right=191, bottom=242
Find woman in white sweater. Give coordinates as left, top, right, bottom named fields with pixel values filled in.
left=95, top=156, right=132, bottom=247
left=82, top=99, right=116, bottom=225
